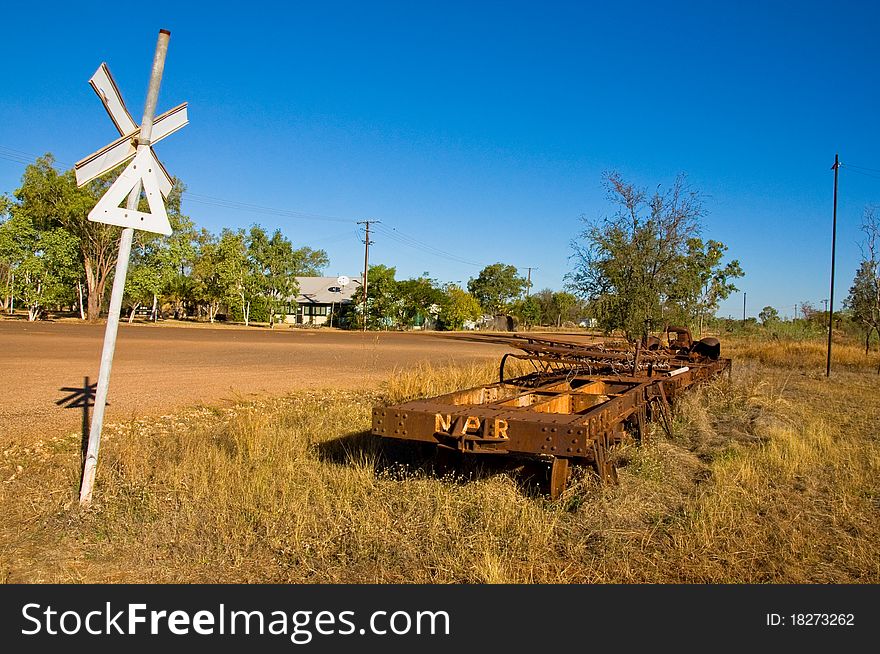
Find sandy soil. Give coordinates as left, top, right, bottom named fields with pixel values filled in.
left=3, top=320, right=513, bottom=444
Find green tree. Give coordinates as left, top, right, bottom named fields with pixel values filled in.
left=467, top=263, right=526, bottom=315
left=291, top=245, right=330, bottom=277
left=364, top=264, right=399, bottom=329
left=157, top=208, right=200, bottom=319
left=14, top=155, right=118, bottom=321
left=510, top=295, right=542, bottom=329
left=190, top=230, right=225, bottom=322
left=551, top=291, right=579, bottom=327
left=0, top=197, right=25, bottom=313
left=668, top=238, right=743, bottom=334
left=531, top=289, right=580, bottom=327
left=1, top=211, right=79, bottom=320
left=13, top=154, right=196, bottom=322
left=248, top=226, right=328, bottom=327
left=438, top=285, right=482, bottom=330
left=758, top=305, right=780, bottom=325
left=214, top=229, right=257, bottom=325
left=124, top=246, right=162, bottom=322
left=568, top=172, right=739, bottom=339
left=397, top=275, right=443, bottom=328
left=123, top=195, right=192, bottom=322
left=532, top=289, right=554, bottom=325
left=845, top=208, right=880, bottom=354
left=847, top=262, right=879, bottom=353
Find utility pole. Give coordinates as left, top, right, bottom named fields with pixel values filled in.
left=827, top=153, right=840, bottom=377
left=357, top=220, right=378, bottom=331
left=525, top=267, right=537, bottom=297
left=742, top=292, right=747, bottom=323
left=794, top=304, right=798, bottom=321
left=80, top=30, right=171, bottom=507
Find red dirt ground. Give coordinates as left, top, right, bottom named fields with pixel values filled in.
left=3, top=320, right=514, bottom=444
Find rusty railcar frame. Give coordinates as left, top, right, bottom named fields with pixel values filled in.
left=372, top=334, right=731, bottom=498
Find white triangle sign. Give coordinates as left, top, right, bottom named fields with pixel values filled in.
left=88, top=148, right=172, bottom=235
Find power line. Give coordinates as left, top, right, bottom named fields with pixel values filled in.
left=0, top=142, right=502, bottom=271
left=843, top=162, right=880, bottom=174
left=372, top=223, right=483, bottom=267
left=841, top=165, right=880, bottom=181
left=184, top=192, right=354, bottom=224
left=306, top=229, right=361, bottom=245
left=0, top=145, right=74, bottom=168
left=0, top=143, right=356, bottom=224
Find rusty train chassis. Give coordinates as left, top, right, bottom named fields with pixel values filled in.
left=371, top=332, right=731, bottom=498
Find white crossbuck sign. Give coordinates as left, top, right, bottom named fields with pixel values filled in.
left=75, top=63, right=187, bottom=235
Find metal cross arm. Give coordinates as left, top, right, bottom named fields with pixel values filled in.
left=74, top=61, right=187, bottom=235
left=75, top=63, right=187, bottom=194
left=74, top=63, right=189, bottom=197
left=74, top=103, right=186, bottom=196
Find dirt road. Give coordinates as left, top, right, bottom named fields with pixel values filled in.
left=3, top=320, right=512, bottom=443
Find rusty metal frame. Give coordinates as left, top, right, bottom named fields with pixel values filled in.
left=372, top=334, right=731, bottom=498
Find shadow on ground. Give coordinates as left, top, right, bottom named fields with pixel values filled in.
left=315, top=430, right=555, bottom=497
left=55, top=375, right=107, bottom=487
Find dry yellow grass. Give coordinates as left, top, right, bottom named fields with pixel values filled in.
left=726, top=335, right=880, bottom=372
left=383, top=358, right=533, bottom=404
left=1, top=339, right=877, bottom=583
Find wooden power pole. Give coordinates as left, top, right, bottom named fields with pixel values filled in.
left=525, top=267, right=537, bottom=297
left=357, top=220, right=378, bottom=331
left=827, top=154, right=840, bottom=377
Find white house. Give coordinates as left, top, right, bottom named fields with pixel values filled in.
left=283, top=276, right=362, bottom=326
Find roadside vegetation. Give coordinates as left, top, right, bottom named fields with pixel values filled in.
left=1, top=336, right=877, bottom=583
left=1, top=156, right=581, bottom=332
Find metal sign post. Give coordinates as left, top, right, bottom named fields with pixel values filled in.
left=76, top=29, right=187, bottom=506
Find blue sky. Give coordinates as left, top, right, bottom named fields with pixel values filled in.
left=2, top=1, right=879, bottom=319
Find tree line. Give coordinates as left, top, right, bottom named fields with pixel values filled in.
left=0, top=155, right=329, bottom=324
left=356, top=263, right=589, bottom=330
left=0, top=156, right=555, bottom=329
left=3, top=158, right=762, bottom=336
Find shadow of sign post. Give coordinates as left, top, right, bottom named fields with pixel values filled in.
left=56, top=377, right=102, bottom=469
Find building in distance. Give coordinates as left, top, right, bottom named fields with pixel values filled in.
left=284, top=276, right=362, bottom=326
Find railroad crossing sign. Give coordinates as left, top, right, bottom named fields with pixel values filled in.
left=74, top=61, right=188, bottom=235
left=76, top=29, right=182, bottom=508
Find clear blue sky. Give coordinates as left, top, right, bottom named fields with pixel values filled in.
left=2, top=0, right=879, bottom=319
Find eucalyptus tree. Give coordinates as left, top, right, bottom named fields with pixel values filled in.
left=568, top=172, right=742, bottom=339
